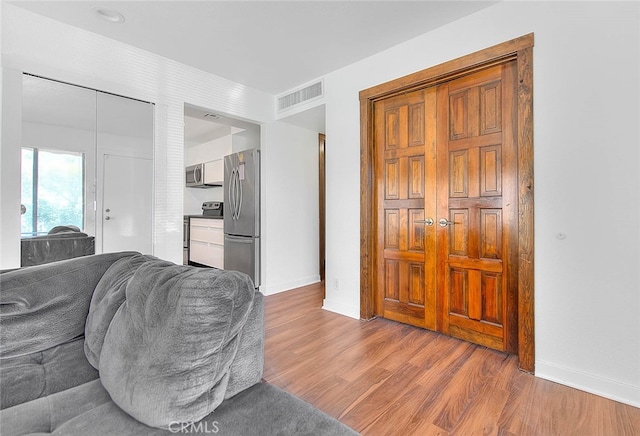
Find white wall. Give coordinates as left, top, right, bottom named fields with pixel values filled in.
left=322, top=1, right=639, bottom=407
left=186, top=136, right=233, bottom=166
left=262, top=120, right=320, bottom=295
left=232, top=128, right=261, bottom=153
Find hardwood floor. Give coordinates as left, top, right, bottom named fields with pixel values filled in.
left=263, top=282, right=640, bottom=435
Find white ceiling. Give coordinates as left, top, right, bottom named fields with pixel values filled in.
left=10, top=0, right=498, bottom=95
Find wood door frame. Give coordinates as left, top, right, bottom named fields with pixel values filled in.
left=359, top=34, right=535, bottom=372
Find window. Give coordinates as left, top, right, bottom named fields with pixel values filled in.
left=21, top=148, right=85, bottom=236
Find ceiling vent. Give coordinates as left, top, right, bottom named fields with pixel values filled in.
left=277, top=80, right=323, bottom=113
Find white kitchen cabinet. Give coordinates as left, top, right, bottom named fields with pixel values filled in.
left=189, top=218, right=224, bottom=268
left=204, top=159, right=223, bottom=185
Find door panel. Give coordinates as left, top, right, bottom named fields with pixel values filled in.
left=480, top=145, right=502, bottom=196
left=449, top=150, right=469, bottom=197
left=96, top=92, right=154, bottom=255
left=374, top=89, right=437, bottom=330
left=102, top=154, right=153, bottom=254
left=436, top=63, right=517, bottom=352
left=224, top=234, right=260, bottom=287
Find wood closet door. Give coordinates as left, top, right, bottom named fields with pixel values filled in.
left=374, top=88, right=437, bottom=329
left=436, top=62, right=518, bottom=353
left=373, top=62, right=518, bottom=353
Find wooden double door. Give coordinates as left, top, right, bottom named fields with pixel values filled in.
left=374, top=62, right=518, bottom=353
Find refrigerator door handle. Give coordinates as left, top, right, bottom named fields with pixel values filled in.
left=236, top=166, right=243, bottom=220
left=229, top=168, right=237, bottom=220
left=228, top=168, right=233, bottom=219
left=234, top=167, right=241, bottom=220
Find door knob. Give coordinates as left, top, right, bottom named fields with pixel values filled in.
left=439, top=218, right=455, bottom=227
left=415, top=218, right=434, bottom=226
left=105, top=216, right=111, bottom=221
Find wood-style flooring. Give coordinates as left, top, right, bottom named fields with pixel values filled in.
left=262, top=282, right=640, bottom=435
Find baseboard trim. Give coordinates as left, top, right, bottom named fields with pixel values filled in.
left=262, top=275, right=321, bottom=296
left=322, top=298, right=360, bottom=319
left=536, top=360, right=640, bottom=408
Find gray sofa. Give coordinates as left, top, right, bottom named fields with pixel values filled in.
left=20, top=227, right=95, bottom=267
left=0, top=252, right=357, bottom=435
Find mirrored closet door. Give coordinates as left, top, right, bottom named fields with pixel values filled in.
left=21, top=75, right=154, bottom=265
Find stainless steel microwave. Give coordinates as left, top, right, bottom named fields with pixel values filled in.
left=186, top=163, right=205, bottom=187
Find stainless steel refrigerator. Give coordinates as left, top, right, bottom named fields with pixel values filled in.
left=224, top=149, right=260, bottom=287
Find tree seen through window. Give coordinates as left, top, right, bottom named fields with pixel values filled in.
left=21, top=148, right=85, bottom=236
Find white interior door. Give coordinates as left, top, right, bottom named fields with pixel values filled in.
left=96, top=92, right=154, bottom=255
left=102, top=154, right=153, bottom=254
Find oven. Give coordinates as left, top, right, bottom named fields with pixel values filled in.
left=183, top=216, right=190, bottom=265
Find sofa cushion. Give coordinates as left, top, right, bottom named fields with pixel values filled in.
left=97, top=258, right=256, bottom=428
left=0, top=336, right=98, bottom=409
left=0, top=381, right=358, bottom=436
left=86, top=255, right=265, bottom=403
left=0, top=379, right=111, bottom=435
left=0, top=252, right=138, bottom=360
left=84, top=254, right=151, bottom=369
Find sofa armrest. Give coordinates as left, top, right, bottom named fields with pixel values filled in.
left=0, top=252, right=139, bottom=360
left=225, top=290, right=265, bottom=399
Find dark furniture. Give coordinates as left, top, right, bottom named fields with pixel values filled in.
left=20, top=227, right=95, bottom=267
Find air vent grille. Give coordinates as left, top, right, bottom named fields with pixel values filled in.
left=278, top=81, right=323, bottom=112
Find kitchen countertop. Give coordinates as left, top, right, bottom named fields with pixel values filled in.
left=185, top=215, right=223, bottom=220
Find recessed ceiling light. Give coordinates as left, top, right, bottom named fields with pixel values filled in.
left=93, top=7, right=125, bottom=24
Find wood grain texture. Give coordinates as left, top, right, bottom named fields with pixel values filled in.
left=436, top=63, right=516, bottom=353
left=264, top=283, right=640, bottom=435
left=374, top=90, right=433, bottom=329
left=517, top=45, right=535, bottom=373
left=361, top=33, right=535, bottom=371
left=360, top=96, right=375, bottom=320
